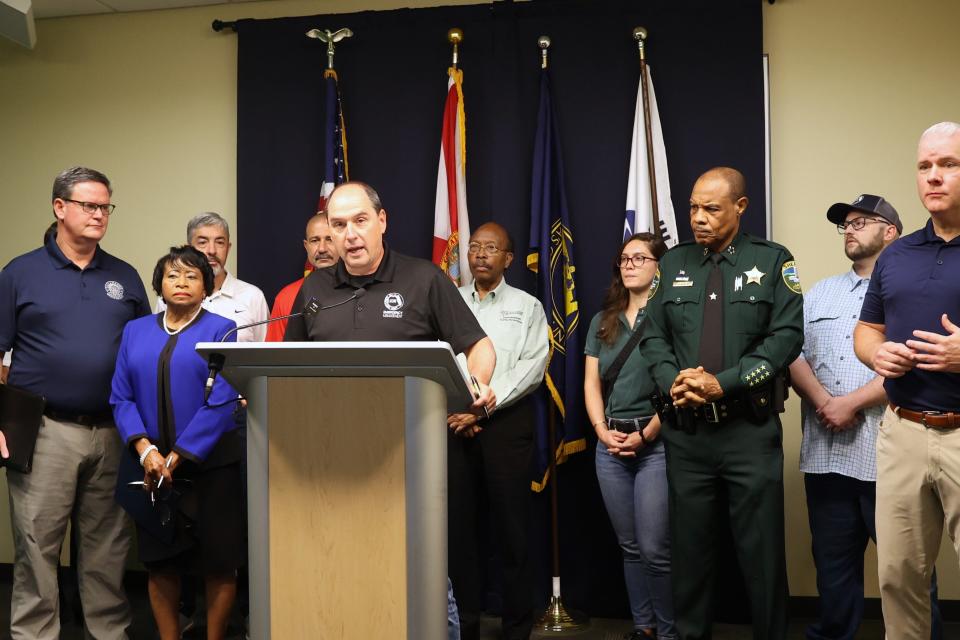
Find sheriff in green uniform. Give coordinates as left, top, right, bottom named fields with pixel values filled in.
left=640, top=167, right=803, bottom=640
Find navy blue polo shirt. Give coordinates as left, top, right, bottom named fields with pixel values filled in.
left=0, top=236, right=150, bottom=414
left=860, top=219, right=960, bottom=411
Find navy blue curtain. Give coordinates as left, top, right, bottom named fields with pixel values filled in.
left=237, top=0, right=762, bottom=620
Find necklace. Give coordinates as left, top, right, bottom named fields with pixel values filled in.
left=163, top=305, right=203, bottom=336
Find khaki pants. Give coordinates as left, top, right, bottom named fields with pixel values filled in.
left=876, top=406, right=960, bottom=639
left=7, top=416, right=132, bottom=640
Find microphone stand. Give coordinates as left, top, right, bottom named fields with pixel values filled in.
left=203, top=290, right=365, bottom=402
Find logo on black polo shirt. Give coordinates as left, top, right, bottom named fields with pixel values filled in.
left=383, top=292, right=404, bottom=318
left=104, top=281, right=124, bottom=300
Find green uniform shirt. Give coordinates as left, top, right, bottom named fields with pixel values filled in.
left=640, top=232, right=804, bottom=397
left=585, top=310, right=656, bottom=419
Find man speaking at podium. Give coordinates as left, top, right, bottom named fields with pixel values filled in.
left=283, top=180, right=496, bottom=413
left=283, top=180, right=496, bottom=637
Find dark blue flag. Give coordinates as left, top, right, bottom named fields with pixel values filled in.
left=527, top=69, right=586, bottom=492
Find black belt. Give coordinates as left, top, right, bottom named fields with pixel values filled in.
left=606, top=416, right=653, bottom=434
left=43, top=408, right=113, bottom=428
left=688, top=397, right=749, bottom=424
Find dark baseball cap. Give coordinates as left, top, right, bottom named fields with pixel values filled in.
left=826, top=194, right=902, bottom=234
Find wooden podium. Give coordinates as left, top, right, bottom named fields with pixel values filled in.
left=195, top=341, right=475, bottom=640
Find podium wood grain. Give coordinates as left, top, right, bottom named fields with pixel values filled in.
left=268, top=377, right=407, bottom=638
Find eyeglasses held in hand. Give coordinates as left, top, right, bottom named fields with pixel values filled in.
left=127, top=479, right=193, bottom=527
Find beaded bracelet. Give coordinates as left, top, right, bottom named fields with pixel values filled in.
left=139, top=444, right=158, bottom=467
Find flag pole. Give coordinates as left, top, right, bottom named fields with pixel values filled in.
left=448, top=28, right=463, bottom=69
left=533, top=33, right=589, bottom=636
left=633, top=26, right=663, bottom=241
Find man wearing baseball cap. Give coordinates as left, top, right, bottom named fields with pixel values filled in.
left=825, top=193, right=904, bottom=235
left=790, top=194, right=941, bottom=639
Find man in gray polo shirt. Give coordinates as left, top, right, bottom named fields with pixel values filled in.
left=447, top=222, right=548, bottom=640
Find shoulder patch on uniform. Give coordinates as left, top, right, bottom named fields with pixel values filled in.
left=781, top=260, right=802, bottom=294
left=648, top=267, right=661, bottom=300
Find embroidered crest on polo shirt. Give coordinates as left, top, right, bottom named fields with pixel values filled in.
left=500, top=310, right=524, bottom=323
left=104, top=281, right=124, bottom=300
left=383, top=292, right=404, bottom=318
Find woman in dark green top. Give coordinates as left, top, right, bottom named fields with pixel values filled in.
left=584, top=232, right=674, bottom=639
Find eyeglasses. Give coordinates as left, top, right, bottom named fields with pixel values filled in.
left=836, top=217, right=888, bottom=234
left=618, top=254, right=657, bottom=268
left=468, top=242, right=505, bottom=256
left=63, top=198, right=116, bottom=215
left=127, top=479, right=193, bottom=527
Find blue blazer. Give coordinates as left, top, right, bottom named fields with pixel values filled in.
left=111, top=309, right=238, bottom=463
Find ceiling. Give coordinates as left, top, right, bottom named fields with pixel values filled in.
left=30, top=0, right=272, bottom=19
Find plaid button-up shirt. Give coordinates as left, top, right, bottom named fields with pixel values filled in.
left=799, top=270, right=884, bottom=481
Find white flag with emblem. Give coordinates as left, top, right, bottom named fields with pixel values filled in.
left=624, top=67, right=678, bottom=247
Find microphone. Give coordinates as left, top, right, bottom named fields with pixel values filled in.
left=203, top=289, right=366, bottom=402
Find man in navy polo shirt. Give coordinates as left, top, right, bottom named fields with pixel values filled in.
left=855, top=121, right=960, bottom=637
left=0, top=167, right=149, bottom=639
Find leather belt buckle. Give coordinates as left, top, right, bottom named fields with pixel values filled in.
left=921, top=411, right=943, bottom=428
left=703, top=402, right=720, bottom=424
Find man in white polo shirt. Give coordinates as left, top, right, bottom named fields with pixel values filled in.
left=156, top=212, right=268, bottom=341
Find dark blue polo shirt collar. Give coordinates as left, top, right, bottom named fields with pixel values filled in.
left=903, top=218, right=960, bottom=247
left=44, top=234, right=104, bottom=271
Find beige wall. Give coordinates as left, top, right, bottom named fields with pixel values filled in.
left=0, top=0, right=958, bottom=600
left=764, top=0, right=960, bottom=598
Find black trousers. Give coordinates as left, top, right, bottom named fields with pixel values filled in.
left=448, top=396, right=534, bottom=640
left=663, top=416, right=788, bottom=640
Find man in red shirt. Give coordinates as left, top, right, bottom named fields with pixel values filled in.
left=266, top=212, right=340, bottom=341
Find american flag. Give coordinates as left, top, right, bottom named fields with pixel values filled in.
left=318, top=68, right=348, bottom=210
left=308, top=68, right=349, bottom=274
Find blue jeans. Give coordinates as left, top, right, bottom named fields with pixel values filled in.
left=596, top=438, right=675, bottom=638
left=448, top=577, right=460, bottom=640
left=805, top=473, right=941, bottom=640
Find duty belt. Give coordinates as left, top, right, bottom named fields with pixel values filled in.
left=893, top=406, right=960, bottom=430
left=688, top=397, right=751, bottom=424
